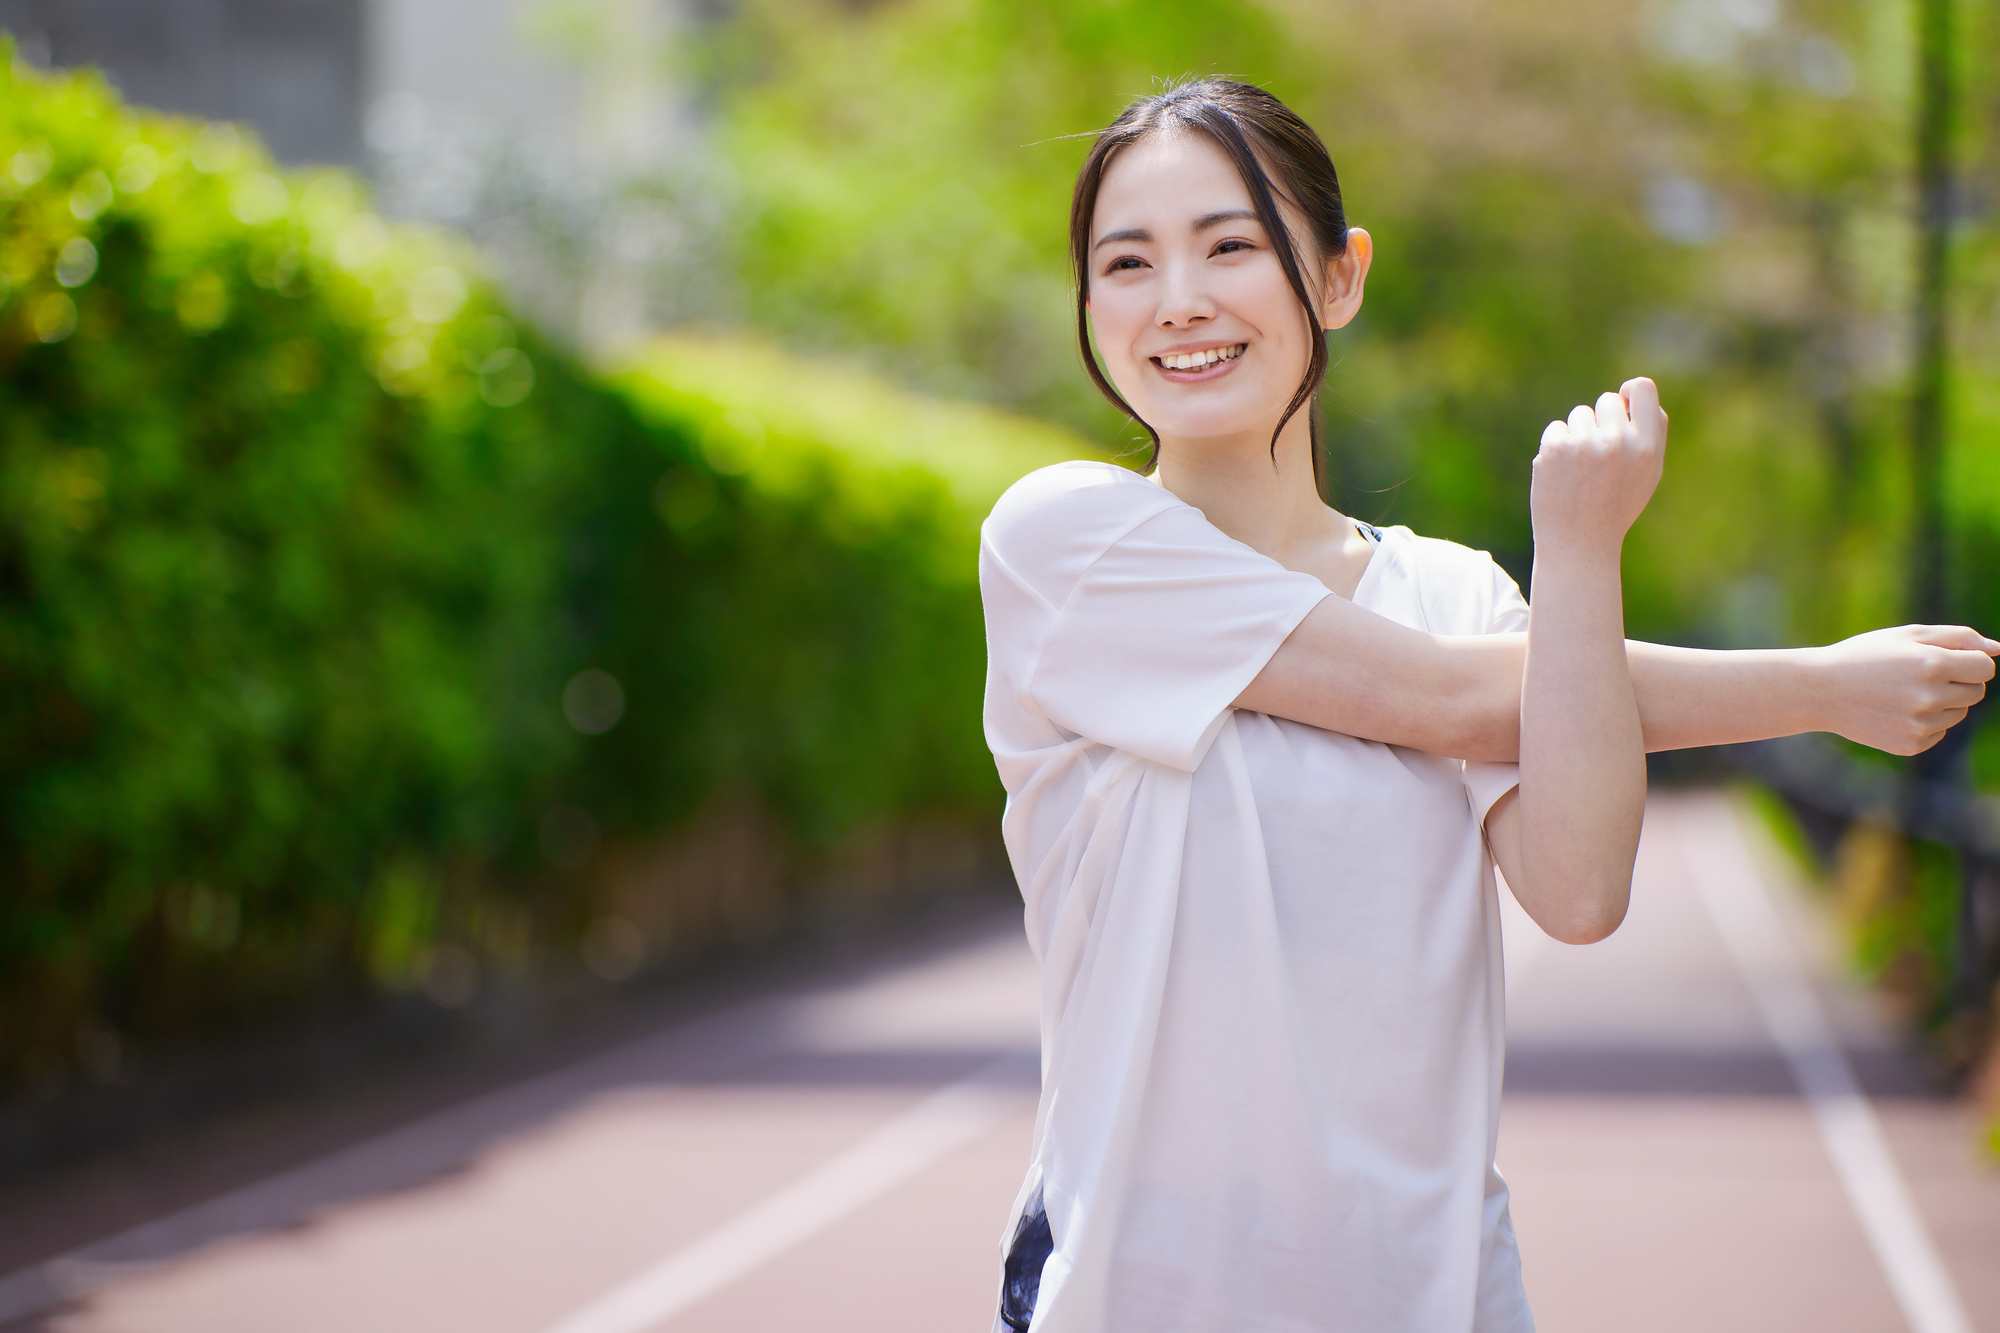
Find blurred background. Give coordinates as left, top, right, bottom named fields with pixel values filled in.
left=2, top=0, right=1999, bottom=1329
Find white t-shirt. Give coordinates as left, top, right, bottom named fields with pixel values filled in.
left=980, top=460, right=1532, bottom=1333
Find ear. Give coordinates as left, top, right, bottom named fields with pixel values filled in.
left=1320, top=226, right=1373, bottom=331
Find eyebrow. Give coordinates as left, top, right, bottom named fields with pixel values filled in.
left=1091, top=208, right=1263, bottom=251
left=1194, top=208, right=1260, bottom=231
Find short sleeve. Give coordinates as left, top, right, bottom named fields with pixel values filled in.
left=1024, top=501, right=1329, bottom=772
left=1463, top=553, right=1529, bottom=821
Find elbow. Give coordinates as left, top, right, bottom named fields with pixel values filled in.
left=1547, top=906, right=1625, bottom=946
left=1519, top=870, right=1632, bottom=945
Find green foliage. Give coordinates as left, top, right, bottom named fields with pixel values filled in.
left=608, top=336, right=1090, bottom=843
left=710, top=0, right=1308, bottom=434
left=1, top=61, right=583, bottom=1063
left=0, top=57, right=1085, bottom=1083
left=1741, top=782, right=1820, bottom=881
left=701, top=0, right=2000, bottom=642
left=700, top=0, right=2000, bottom=1035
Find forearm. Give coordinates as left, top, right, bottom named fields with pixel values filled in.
left=1629, top=642, right=1827, bottom=751
left=1241, top=589, right=1980, bottom=766
left=1514, top=546, right=1645, bottom=943
left=1235, top=596, right=1524, bottom=761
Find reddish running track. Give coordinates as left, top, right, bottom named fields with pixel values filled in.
left=3, top=791, right=1996, bottom=1332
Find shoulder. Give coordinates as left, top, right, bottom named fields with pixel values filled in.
left=1374, top=526, right=1525, bottom=634
left=982, top=461, right=1177, bottom=564
left=1377, top=526, right=1509, bottom=583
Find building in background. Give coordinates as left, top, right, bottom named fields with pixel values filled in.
left=0, top=0, right=366, bottom=165
left=0, top=0, right=725, bottom=347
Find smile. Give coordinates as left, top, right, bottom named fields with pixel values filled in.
left=1152, top=344, right=1246, bottom=372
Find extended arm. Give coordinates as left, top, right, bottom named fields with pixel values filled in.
left=1629, top=630, right=1994, bottom=754
left=1239, top=620, right=1996, bottom=760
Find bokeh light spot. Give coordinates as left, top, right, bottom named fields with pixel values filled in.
left=31, top=292, right=77, bottom=343
left=229, top=172, right=290, bottom=226
left=10, top=140, right=50, bottom=186
left=654, top=466, right=720, bottom=533
left=479, top=347, right=534, bottom=406
left=410, top=265, right=468, bottom=324
left=69, top=170, right=113, bottom=221
left=174, top=271, right=230, bottom=331
left=115, top=144, right=159, bottom=195
left=563, top=668, right=625, bottom=734
left=190, top=123, right=244, bottom=174
left=55, top=238, right=98, bottom=288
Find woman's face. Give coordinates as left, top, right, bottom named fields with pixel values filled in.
left=1087, top=131, right=1365, bottom=449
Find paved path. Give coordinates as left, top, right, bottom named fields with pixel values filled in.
left=3, top=791, right=1996, bottom=1331
left=1500, top=793, right=2000, bottom=1333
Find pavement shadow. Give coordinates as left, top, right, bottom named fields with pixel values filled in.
left=0, top=909, right=1040, bottom=1329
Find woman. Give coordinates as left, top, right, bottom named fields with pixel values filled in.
left=980, top=78, right=1996, bottom=1332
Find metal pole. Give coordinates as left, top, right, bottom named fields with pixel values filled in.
left=1910, top=0, right=1952, bottom=628
left=1904, top=0, right=1990, bottom=1024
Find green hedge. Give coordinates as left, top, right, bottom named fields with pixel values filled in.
left=0, top=56, right=1087, bottom=1087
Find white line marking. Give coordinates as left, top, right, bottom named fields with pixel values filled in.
left=0, top=993, right=805, bottom=1325
left=1688, top=808, right=1973, bottom=1333
left=539, top=1058, right=1023, bottom=1333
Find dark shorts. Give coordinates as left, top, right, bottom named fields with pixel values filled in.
left=999, top=1186, right=1053, bottom=1331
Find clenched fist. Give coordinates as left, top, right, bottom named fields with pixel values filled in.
left=1531, top=377, right=1668, bottom=555
left=1815, top=624, right=2000, bottom=755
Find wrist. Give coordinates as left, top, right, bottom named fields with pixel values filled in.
left=1530, top=534, right=1625, bottom=580
left=1791, top=644, right=1839, bottom=735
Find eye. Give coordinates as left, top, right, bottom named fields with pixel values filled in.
left=1104, top=255, right=1147, bottom=274
left=1212, top=238, right=1255, bottom=256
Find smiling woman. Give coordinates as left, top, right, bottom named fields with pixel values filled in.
left=977, top=77, right=1997, bottom=1333
left=1069, top=81, right=1356, bottom=476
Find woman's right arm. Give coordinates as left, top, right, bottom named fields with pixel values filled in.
left=1629, top=630, right=1996, bottom=755
left=1238, top=618, right=1996, bottom=762
left=1233, top=601, right=1527, bottom=761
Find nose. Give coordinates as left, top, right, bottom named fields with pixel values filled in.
left=1155, top=256, right=1215, bottom=329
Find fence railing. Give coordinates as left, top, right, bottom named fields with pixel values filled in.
left=1726, top=718, right=2000, bottom=1024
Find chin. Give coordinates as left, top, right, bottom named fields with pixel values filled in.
left=1125, top=383, right=1278, bottom=444
left=1142, top=408, right=1271, bottom=444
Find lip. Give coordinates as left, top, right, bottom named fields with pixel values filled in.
left=1150, top=342, right=1247, bottom=383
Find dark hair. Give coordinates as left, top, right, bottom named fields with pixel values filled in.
left=1068, top=78, right=1349, bottom=475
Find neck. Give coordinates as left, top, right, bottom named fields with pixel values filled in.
left=1152, top=414, right=1346, bottom=563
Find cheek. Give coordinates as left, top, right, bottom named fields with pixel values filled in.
left=1223, top=265, right=1304, bottom=340
left=1087, top=288, right=1150, bottom=362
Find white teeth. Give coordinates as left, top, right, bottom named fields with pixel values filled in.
left=1159, top=345, right=1244, bottom=371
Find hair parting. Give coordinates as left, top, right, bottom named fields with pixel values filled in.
left=1068, top=78, right=1349, bottom=478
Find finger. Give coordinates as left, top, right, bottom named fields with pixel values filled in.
left=1936, top=680, right=1988, bottom=708
left=1621, top=376, right=1660, bottom=420
left=1621, top=376, right=1665, bottom=447
left=1937, top=646, right=1999, bottom=683
left=1910, top=624, right=2000, bottom=656
left=1929, top=706, right=1971, bottom=735
left=1566, top=403, right=1595, bottom=432
left=1594, top=391, right=1625, bottom=433
left=1909, top=712, right=1967, bottom=753
left=1541, top=419, right=1565, bottom=448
